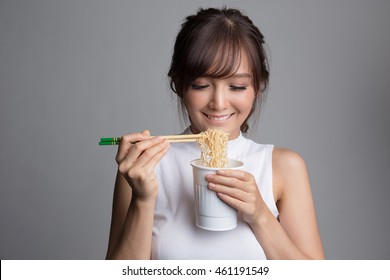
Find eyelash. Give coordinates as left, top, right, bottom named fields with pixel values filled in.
left=191, top=84, right=209, bottom=90
left=230, top=85, right=247, bottom=91
left=191, top=84, right=247, bottom=91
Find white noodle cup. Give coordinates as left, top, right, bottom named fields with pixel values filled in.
left=190, top=159, right=244, bottom=231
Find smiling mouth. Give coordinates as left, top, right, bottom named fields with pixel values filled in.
left=203, top=113, right=233, bottom=121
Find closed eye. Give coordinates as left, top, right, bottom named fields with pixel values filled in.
left=191, top=84, right=209, bottom=90
left=230, top=85, right=247, bottom=91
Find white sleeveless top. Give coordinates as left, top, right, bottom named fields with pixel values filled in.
left=152, top=129, right=278, bottom=259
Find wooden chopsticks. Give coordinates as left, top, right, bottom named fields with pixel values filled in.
left=99, top=133, right=202, bottom=145
left=160, top=134, right=202, bottom=143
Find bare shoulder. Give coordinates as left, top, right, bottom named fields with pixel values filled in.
left=272, top=147, right=307, bottom=172
left=272, top=147, right=309, bottom=201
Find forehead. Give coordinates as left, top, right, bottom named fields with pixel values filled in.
left=233, top=52, right=251, bottom=75
left=204, top=47, right=252, bottom=78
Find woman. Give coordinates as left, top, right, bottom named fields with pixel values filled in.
left=106, top=7, right=324, bottom=260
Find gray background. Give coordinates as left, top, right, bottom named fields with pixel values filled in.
left=1, top=0, right=389, bottom=260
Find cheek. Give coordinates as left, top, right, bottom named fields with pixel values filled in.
left=184, top=92, right=207, bottom=111
left=234, top=93, right=255, bottom=112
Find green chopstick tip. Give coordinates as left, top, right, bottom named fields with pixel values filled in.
left=99, top=142, right=119, bottom=146
left=99, top=137, right=120, bottom=146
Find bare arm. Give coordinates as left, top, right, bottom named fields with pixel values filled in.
left=252, top=147, right=324, bottom=259
left=207, top=147, right=324, bottom=259
left=105, top=172, right=156, bottom=259
left=105, top=131, right=170, bottom=259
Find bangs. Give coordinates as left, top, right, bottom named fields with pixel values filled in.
left=187, top=23, right=245, bottom=81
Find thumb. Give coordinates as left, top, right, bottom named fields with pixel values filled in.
left=142, top=130, right=151, bottom=136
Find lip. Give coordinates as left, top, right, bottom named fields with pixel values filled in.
left=203, top=113, right=234, bottom=121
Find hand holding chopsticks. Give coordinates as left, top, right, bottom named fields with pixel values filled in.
left=99, top=133, right=202, bottom=146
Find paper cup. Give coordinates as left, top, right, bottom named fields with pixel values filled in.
left=190, top=159, right=244, bottom=231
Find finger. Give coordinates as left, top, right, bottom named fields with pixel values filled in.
left=207, top=170, right=254, bottom=189
left=142, top=130, right=150, bottom=136
left=122, top=137, right=165, bottom=167
left=116, top=132, right=151, bottom=162
left=217, top=192, right=248, bottom=211
left=206, top=174, right=243, bottom=189
left=143, top=142, right=170, bottom=173
left=131, top=139, right=170, bottom=169
left=125, top=141, right=169, bottom=187
left=209, top=182, right=250, bottom=202
left=216, top=169, right=252, bottom=182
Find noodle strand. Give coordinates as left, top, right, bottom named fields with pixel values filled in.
left=197, top=129, right=229, bottom=168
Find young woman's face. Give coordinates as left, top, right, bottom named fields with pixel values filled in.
left=184, top=53, right=256, bottom=140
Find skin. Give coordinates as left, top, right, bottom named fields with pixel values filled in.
left=185, top=72, right=254, bottom=140
left=106, top=53, right=325, bottom=260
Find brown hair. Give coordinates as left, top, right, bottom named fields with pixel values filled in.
left=168, top=7, right=269, bottom=132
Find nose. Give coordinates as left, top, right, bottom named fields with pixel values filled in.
left=208, top=86, right=228, bottom=111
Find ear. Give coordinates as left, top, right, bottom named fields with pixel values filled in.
left=169, top=79, right=178, bottom=94
left=259, top=81, right=267, bottom=94
left=253, top=91, right=260, bottom=102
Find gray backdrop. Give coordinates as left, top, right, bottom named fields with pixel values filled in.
left=1, top=0, right=389, bottom=260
